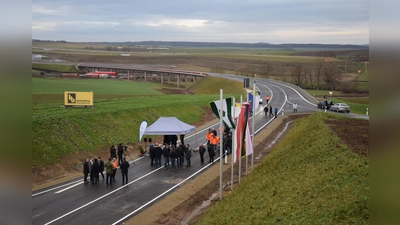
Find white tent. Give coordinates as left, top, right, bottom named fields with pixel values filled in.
left=143, top=117, right=196, bottom=135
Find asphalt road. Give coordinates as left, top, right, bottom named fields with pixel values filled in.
left=32, top=74, right=368, bottom=225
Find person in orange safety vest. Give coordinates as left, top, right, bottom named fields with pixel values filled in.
left=265, top=95, right=270, bottom=104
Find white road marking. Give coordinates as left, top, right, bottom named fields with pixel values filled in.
left=55, top=181, right=83, bottom=194
left=44, top=166, right=164, bottom=225
left=111, top=157, right=221, bottom=225
left=32, top=180, right=81, bottom=197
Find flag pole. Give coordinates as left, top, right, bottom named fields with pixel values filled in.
left=245, top=93, right=248, bottom=175
left=231, top=97, right=235, bottom=190
left=219, top=89, right=223, bottom=200
left=239, top=95, right=242, bottom=184
left=252, top=82, right=256, bottom=169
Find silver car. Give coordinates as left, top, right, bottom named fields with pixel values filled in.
left=330, top=103, right=350, bottom=113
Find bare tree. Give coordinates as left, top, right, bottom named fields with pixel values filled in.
left=322, top=66, right=342, bottom=89
left=314, top=58, right=325, bottom=90
left=304, top=67, right=314, bottom=89
left=259, top=65, right=275, bottom=78
left=274, top=67, right=285, bottom=81
left=292, top=63, right=304, bottom=86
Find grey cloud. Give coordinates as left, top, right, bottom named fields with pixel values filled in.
left=32, top=0, right=368, bottom=44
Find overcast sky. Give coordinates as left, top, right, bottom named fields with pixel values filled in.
left=32, top=0, right=369, bottom=45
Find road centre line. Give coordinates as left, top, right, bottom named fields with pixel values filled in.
left=55, top=181, right=83, bottom=194
left=32, top=180, right=82, bottom=197
left=44, top=166, right=164, bottom=225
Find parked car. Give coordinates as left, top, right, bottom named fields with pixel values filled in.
left=330, top=103, right=351, bottom=113
left=317, top=100, right=333, bottom=110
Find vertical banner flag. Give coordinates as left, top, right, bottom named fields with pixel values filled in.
left=234, top=103, right=249, bottom=163
left=247, top=90, right=261, bottom=112
left=210, top=97, right=236, bottom=129
left=245, top=120, right=253, bottom=155
left=139, top=121, right=148, bottom=141
left=241, top=103, right=250, bottom=157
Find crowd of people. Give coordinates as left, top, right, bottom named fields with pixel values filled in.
left=148, top=142, right=194, bottom=169
left=83, top=128, right=234, bottom=185
left=83, top=142, right=132, bottom=186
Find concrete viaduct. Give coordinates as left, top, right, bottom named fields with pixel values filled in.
left=76, top=63, right=208, bottom=88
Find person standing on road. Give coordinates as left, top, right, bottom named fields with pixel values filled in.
left=225, top=133, right=232, bottom=155
left=162, top=144, right=170, bottom=169
left=208, top=141, right=215, bottom=163
left=120, top=157, right=130, bottom=185
left=112, top=158, right=118, bottom=182
left=83, top=158, right=90, bottom=184
left=105, top=158, right=114, bottom=185
left=154, top=143, right=163, bottom=168
left=293, top=103, right=298, bottom=112
left=90, top=158, right=100, bottom=185
left=110, top=145, right=117, bottom=160
left=199, top=143, right=206, bottom=164
left=265, top=95, right=270, bottom=104
left=149, top=143, right=156, bottom=167
left=263, top=106, right=268, bottom=117
left=98, top=157, right=105, bottom=181
left=274, top=107, right=278, bottom=118
left=205, top=129, right=212, bottom=154
left=169, top=146, right=177, bottom=169
left=185, top=144, right=192, bottom=167
left=269, top=105, right=273, bottom=117
left=176, top=143, right=184, bottom=168
left=117, top=143, right=124, bottom=166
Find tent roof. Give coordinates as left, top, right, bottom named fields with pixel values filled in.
left=143, top=117, right=196, bottom=135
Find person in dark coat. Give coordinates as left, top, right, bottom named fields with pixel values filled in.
left=225, top=133, right=232, bottom=155
left=98, top=156, right=104, bottom=181
left=117, top=143, right=124, bottom=166
left=199, top=143, right=206, bottom=164
left=185, top=144, right=192, bottom=167
left=90, top=158, right=100, bottom=185
left=120, top=157, right=130, bottom=185
left=269, top=105, right=273, bottom=117
left=176, top=143, right=184, bottom=167
left=149, top=144, right=155, bottom=166
left=264, top=106, right=268, bottom=117
left=83, top=158, right=90, bottom=184
left=169, top=146, right=177, bottom=169
left=110, top=145, right=117, bottom=159
left=162, top=144, right=170, bottom=169
left=208, top=143, right=215, bottom=163
left=154, top=143, right=163, bottom=168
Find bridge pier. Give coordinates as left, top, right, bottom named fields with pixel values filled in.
left=185, top=75, right=187, bottom=87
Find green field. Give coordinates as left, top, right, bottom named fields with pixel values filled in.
left=33, top=78, right=163, bottom=96
left=197, top=113, right=369, bottom=225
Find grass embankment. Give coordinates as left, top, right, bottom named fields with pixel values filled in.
left=32, top=63, right=78, bottom=73
left=32, top=76, right=243, bottom=167
left=197, top=113, right=369, bottom=225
